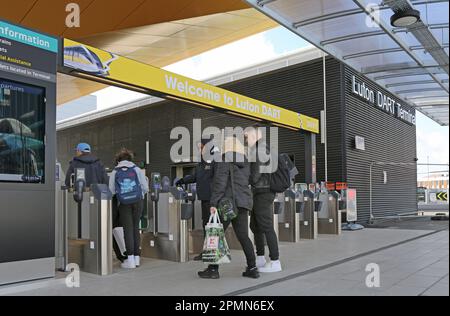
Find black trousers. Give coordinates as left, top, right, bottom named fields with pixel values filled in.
left=250, top=192, right=279, bottom=261
left=112, top=196, right=126, bottom=261
left=201, top=200, right=211, bottom=238
left=119, top=200, right=143, bottom=257
left=210, top=208, right=256, bottom=270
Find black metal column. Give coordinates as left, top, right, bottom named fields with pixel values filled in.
left=304, top=132, right=317, bottom=184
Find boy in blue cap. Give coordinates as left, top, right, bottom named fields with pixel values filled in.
left=65, top=142, right=108, bottom=187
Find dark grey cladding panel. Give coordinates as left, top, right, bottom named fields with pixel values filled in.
left=58, top=58, right=343, bottom=184
left=57, top=57, right=417, bottom=225
left=221, top=58, right=344, bottom=183
left=343, top=67, right=417, bottom=223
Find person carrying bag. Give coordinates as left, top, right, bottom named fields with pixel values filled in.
left=202, top=212, right=231, bottom=265
left=198, top=136, right=259, bottom=280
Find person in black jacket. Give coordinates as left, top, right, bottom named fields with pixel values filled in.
left=65, top=143, right=108, bottom=187
left=176, top=139, right=215, bottom=261
left=245, top=125, right=282, bottom=273
left=198, top=136, right=259, bottom=280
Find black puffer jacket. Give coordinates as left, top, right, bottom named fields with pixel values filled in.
left=210, top=153, right=253, bottom=211
left=183, top=160, right=214, bottom=201
left=249, top=140, right=272, bottom=194
left=65, top=154, right=108, bottom=187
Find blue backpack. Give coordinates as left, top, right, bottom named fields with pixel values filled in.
left=115, top=166, right=143, bottom=205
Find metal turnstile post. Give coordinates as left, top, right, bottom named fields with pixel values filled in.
left=278, top=190, right=300, bottom=243
left=318, top=191, right=342, bottom=235
left=65, top=184, right=113, bottom=276
left=299, top=190, right=318, bottom=240
left=141, top=184, right=194, bottom=262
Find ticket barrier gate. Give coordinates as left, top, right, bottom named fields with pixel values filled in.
left=189, top=196, right=205, bottom=256
left=59, top=168, right=113, bottom=276
left=277, top=189, right=300, bottom=243
left=299, top=188, right=319, bottom=240
left=276, top=185, right=319, bottom=241
left=141, top=173, right=194, bottom=262
left=317, top=190, right=342, bottom=235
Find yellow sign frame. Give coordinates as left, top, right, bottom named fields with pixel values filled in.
left=62, top=38, right=319, bottom=134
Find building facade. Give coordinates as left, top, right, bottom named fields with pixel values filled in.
left=58, top=53, right=418, bottom=223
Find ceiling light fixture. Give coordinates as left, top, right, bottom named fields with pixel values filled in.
left=391, top=9, right=421, bottom=27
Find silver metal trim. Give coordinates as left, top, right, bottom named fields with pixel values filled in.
left=293, top=8, right=363, bottom=28
left=0, top=258, right=55, bottom=286
left=386, top=80, right=441, bottom=88
left=395, top=87, right=445, bottom=94
left=321, top=31, right=385, bottom=46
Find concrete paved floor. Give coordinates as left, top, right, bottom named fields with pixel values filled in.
left=1, top=227, right=448, bottom=296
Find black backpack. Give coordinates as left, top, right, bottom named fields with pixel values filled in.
left=270, top=154, right=296, bottom=193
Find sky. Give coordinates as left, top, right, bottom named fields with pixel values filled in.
left=78, top=26, right=449, bottom=180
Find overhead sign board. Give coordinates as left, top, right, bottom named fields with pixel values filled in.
left=62, top=38, right=319, bottom=133
left=0, top=20, right=57, bottom=82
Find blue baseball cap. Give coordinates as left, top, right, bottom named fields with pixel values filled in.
left=76, top=143, right=91, bottom=153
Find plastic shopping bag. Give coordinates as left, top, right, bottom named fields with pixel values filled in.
left=202, top=213, right=231, bottom=265
left=113, top=227, right=127, bottom=256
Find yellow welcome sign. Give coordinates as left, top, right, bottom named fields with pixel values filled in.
left=63, top=38, right=319, bottom=134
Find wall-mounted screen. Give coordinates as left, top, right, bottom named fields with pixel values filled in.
left=0, top=78, right=46, bottom=183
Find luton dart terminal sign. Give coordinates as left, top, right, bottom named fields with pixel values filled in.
left=351, top=75, right=416, bottom=125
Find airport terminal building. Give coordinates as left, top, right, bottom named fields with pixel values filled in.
left=57, top=48, right=418, bottom=223
left=2, top=0, right=448, bottom=295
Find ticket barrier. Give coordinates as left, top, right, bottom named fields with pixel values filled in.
left=189, top=194, right=206, bottom=257
left=277, top=189, right=300, bottom=243
left=317, top=190, right=342, bottom=235
left=141, top=173, right=194, bottom=262
left=59, top=168, right=113, bottom=276
left=299, top=186, right=319, bottom=240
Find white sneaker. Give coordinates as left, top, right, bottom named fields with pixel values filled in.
left=259, top=260, right=282, bottom=273
left=121, top=256, right=136, bottom=269
left=134, top=256, right=141, bottom=267
left=256, top=256, right=267, bottom=268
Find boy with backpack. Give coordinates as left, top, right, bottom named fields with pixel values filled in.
left=245, top=124, right=293, bottom=273
left=109, top=148, right=149, bottom=269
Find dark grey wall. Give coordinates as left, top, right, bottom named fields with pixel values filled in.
left=223, top=58, right=343, bottom=183
left=58, top=58, right=343, bottom=185
left=57, top=57, right=417, bottom=224
left=343, top=67, right=417, bottom=223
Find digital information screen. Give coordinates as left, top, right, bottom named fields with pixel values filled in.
left=0, top=78, right=46, bottom=183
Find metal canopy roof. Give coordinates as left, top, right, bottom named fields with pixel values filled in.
left=245, top=0, right=449, bottom=126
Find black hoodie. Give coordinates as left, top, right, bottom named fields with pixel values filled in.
left=65, top=154, right=108, bottom=187
left=210, top=153, right=253, bottom=211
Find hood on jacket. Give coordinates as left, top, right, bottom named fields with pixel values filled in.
left=74, top=154, right=100, bottom=164
left=115, top=160, right=136, bottom=169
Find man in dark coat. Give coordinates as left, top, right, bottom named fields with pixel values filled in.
left=246, top=125, right=282, bottom=273
left=65, top=143, right=108, bottom=187
left=198, top=136, right=259, bottom=280
left=177, top=139, right=215, bottom=260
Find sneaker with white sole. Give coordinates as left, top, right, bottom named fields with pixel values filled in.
left=259, top=260, right=282, bottom=273
left=256, top=256, right=267, bottom=268
left=121, top=256, right=136, bottom=269
left=134, top=256, right=141, bottom=267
